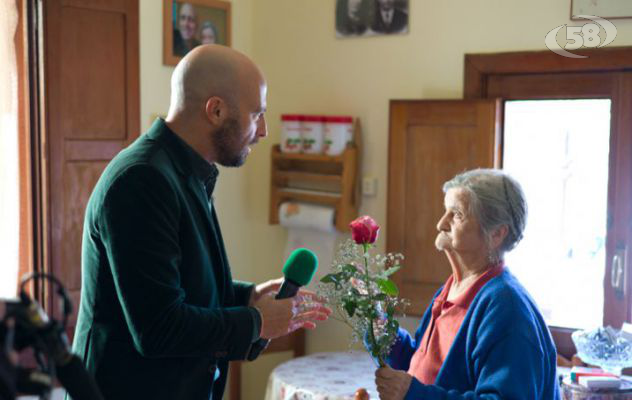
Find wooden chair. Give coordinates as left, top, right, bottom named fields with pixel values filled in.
left=228, top=329, right=306, bottom=400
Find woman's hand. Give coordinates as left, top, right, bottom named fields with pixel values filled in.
left=375, top=365, right=412, bottom=400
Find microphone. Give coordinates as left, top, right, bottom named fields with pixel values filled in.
left=275, top=248, right=319, bottom=300
left=246, top=248, right=318, bottom=361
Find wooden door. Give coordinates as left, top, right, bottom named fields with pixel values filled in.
left=387, top=100, right=501, bottom=314
left=43, top=0, right=139, bottom=330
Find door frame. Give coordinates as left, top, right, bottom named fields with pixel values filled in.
left=465, top=47, right=632, bottom=98
left=15, top=0, right=48, bottom=304
left=464, top=47, right=632, bottom=357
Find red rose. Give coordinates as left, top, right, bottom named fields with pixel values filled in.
left=350, top=216, right=380, bottom=245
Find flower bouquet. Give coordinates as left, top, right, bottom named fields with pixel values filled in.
left=318, top=216, right=407, bottom=367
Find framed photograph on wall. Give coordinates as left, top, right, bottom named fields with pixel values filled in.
left=336, top=0, right=409, bottom=38
left=571, top=0, right=632, bottom=20
left=163, top=0, right=231, bottom=66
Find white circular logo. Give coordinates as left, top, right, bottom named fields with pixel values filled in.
left=545, top=15, right=617, bottom=58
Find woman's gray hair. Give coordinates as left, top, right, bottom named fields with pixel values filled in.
left=443, top=168, right=527, bottom=261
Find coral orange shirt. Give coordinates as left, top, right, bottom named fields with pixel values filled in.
left=407, top=264, right=504, bottom=385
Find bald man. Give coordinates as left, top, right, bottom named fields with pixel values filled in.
left=71, top=45, right=330, bottom=400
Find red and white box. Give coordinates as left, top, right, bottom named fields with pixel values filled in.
left=280, top=114, right=303, bottom=153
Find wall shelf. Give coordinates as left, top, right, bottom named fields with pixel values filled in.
left=274, top=171, right=343, bottom=185
left=269, top=121, right=362, bottom=232
left=271, top=150, right=346, bottom=163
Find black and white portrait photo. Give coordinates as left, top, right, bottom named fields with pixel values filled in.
left=336, top=0, right=409, bottom=38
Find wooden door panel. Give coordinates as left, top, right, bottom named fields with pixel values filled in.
left=62, top=0, right=127, bottom=12
left=404, top=125, right=485, bottom=284
left=61, top=161, right=109, bottom=289
left=61, top=160, right=109, bottom=329
left=64, top=140, right=124, bottom=161
left=388, top=100, right=500, bottom=314
left=59, top=7, right=127, bottom=139
left=44, top=0, right=138, bottom=327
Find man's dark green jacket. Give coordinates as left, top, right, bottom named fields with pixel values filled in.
left=72, top=119, right=258, bottom=399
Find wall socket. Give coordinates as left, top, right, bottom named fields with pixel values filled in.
left=362, top=177, right=377, bottom=197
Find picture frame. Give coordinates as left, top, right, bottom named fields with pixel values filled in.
left=336, top=0, right=409, bottom=39
left=571, top=0, right=632, bottom=20
left=163, top=0, right=231, bottom=66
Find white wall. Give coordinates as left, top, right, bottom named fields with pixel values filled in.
left=139, top=1, right=632, bottom=398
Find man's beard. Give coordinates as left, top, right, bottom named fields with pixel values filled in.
left=212, top=117, right=248, bottom=167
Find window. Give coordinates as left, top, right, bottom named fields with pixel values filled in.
left=0, top=0, right=20, bottom=298
left=503, top=99, right=611, bottom=329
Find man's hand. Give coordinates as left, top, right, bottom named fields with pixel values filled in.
left=251, top=278, right=331, bottom=339
left=375, top=365, right=412, bottom=400
left=249, top=278, right=284, bottom=305
left=249, top=278, right=332, bottom=308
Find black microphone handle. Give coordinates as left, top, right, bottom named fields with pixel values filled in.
left=56, top=355, right=104, bottom=400
left=275, top=279, right=301, bottom=299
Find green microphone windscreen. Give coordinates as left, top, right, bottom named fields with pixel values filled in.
left=282, top=248, right=318, bottom=286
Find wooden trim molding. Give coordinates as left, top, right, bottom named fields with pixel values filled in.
left=15, top=0, right=44, bottom=298
left=16, top=0, right=32, bottom=288
left=464, top=47, right=632, bottom=99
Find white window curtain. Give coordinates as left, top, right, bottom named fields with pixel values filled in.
left=0, top=0, right=20, bottom=298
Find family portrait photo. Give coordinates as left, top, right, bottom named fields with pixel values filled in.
left=163, top=0, right=231, bottom=65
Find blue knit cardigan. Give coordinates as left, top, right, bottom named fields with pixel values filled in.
left=388, top=269, right=560, bottom=399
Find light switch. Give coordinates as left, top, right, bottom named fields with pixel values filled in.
left=362, top=177, right=377, bottom=197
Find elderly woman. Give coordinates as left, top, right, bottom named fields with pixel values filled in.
left=375, top=169, right=559, bottom=399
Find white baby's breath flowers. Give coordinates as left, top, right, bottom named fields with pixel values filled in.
left=318, top=239, right=408, bottom=366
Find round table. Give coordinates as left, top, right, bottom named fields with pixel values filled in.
left=264, top=351, right=379, bottom=400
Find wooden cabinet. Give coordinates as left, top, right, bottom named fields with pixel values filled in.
left=269, top=125, right=361, bottom=232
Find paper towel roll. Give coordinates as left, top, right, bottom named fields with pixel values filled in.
left=280, top=202, right=337, bottom=288
left=279, top=202, right=336, bottom=233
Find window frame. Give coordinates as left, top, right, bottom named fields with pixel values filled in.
left=15, top=0, right=44, bottom=300
left=464, top=48, right=632, bottom=357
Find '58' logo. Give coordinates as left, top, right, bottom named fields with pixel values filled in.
left=545, top=15, right=617, bottom=58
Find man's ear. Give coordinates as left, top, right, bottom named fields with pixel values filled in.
left=205, top=96, right=226, bottom=125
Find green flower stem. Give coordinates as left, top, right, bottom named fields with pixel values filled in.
left=363, top=243, right=385, bottom=367
left=333, top=307, right=356, bottom=330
